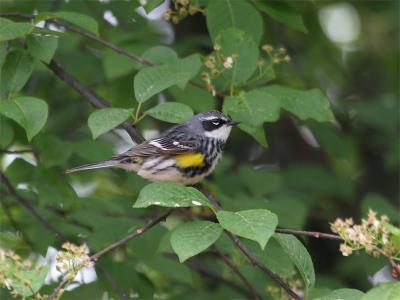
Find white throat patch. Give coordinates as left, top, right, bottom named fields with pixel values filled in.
left=204, top=125, right=232, bottom=141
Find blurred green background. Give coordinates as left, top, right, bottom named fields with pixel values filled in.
left=0, top=0, right=398, bottom=299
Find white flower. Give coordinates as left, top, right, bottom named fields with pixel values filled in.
left=223, top=56, right=233, bottom=69
left=140, top=0, right=148, bottom=6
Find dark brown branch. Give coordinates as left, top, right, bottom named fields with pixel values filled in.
left=50, top=209, right=172, bottom=299
left=0, top=172, right=67, bottom=240
left=276, top=228, right=343, bottom=241
left=213, top=246, right=262, bottom=300
left=46, top=60, right=145, bottom=144
left=185, top=258, right=253, bottom=299
left=96, top=264, right=129, bottom=300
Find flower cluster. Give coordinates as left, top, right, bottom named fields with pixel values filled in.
left=0, top=247, right=47, bottom=299
left=56, top=242, right=91, bottom=278
left=266, top=272, right=303, bottom=300
left=164, top=0, right=206, bottom=24
left=261, top=44, right=291, bottom=65
left=201, top=44, right=238, bottom=96
left=331, top=210, right=400, bottom=263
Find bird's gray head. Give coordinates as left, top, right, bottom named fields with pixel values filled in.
left=186, top=110, right=240, bottom=141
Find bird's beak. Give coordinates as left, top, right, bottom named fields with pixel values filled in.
left=228, top=119, right=240, bottom=126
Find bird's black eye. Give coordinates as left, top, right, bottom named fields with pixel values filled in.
left=202, top=118, right=226, bottom=131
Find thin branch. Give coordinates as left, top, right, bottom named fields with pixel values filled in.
left=0, top=172, right=67, bottom=240
left=184, top=258, right=254, bottom=299
left=213, top=246, right=262, bottom=300
left=46, top=60, right=145, bottom=144
left=50, top=209, right=172, bottom=299
left=275, top=228, right=343, bottom=241
left=96, top=264, right=129, bottom=300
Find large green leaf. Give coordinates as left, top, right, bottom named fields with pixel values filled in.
left=315, top=288, right=364, bottom=300
left=0, top=18, right=33, bottom=42
left=255, top=1, right=307, bottom=33
left=145, top=102, right=193, bottom=123
left=171, top=221, right=223, bottom=262
left=140, top=46, right=178, bottom=66
left=207, top=0, right=263, bottom=43
left=223, top=87, right=280, bottom=146
left=0, top=97, right=48, bottom=141
left=274, top=233, right=315, bottom=288
left=134, top=182, right=212, bottom=208
left=26, top=34, right=58, bottom=63
left=216, top=209, right=278, bottom=249
left=134, top=55, right=201, bottom=103
left=1, top=50, right=35, bottom=97
left=264, top=85, right=335, bottom=122
left=361, top=282, right=400, bottom=300
left=214, top=29, right=259, bottom=86
left=142, top=0, right=165, bottom=13
left=88, top=107, right=134, bottom=139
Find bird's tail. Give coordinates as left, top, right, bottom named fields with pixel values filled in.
left=65, top=160, right=120, bottom=174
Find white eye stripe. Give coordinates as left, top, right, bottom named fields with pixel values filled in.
left=212, top=121, right=220, bottom=126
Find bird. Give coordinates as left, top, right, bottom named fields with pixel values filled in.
left=66, top=110, right=239, bottom=185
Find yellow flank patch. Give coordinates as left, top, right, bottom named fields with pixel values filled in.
left=176, top=153, right=205, bottom=168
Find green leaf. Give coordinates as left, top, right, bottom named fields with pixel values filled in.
left=216, top=209, right=278, bottom=249
left=134, top=182, right=212, bottom=208
left=1, top=50, right=35, bottom=97
left=88, top=107, right=134, bottom=139
left=224, top=88, right=280, bottom=127
left=0, top=18, right=33, bottom=42
left=0, top=97, right=48, bottom=141
left=361, top=282, right=400, bottom=300
left=49, top=12, right=99, bottom=35
left=274, top=233, right=315, bottom=288
left=170, top=221, right=223, bottom=262
left=134, top=55, right=201, bottom=103
left=9, top=263, right=49, bottom=297
left=214, top=29, right=259, bottom=85
left=145, top=102, right=193, bottom=123
left=255, top=1, right=307, bottom=33
left=223, top=87, right=280, bottom=146
left=315, top=288, right=364, bottom=300
left=264, top=85, right=335, bottom=122
left=26, top=34, right=58, bottom=63
left=168, top=84, right=216, bottom=113
left=34, top=135, right=72, bottom=167
left=0, top=117, right=14, bottom=148
left=207, top=0, right=263, bottom=43
left=72, top=139, right=114, bottom=162
left=140, top=46, right=178, bottom=66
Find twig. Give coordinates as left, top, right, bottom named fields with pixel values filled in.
left=184, top=258, right=253, bottom=299
left=96, top=264, right=129, bottom=300
left=0, top=172, right=67, bottom=240
left=275, top=228, right=343, bottom=241
left=50, top=209, right=172, bottom=299
left=213, top=246, right=262, bottom=300
left=46, top=60, right=145, bottom=144
left=0, top=192, right=34, bottom=248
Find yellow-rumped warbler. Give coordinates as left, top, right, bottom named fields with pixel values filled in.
left=66, top=111, right=239, bottom=185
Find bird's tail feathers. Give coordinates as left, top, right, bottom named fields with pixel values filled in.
left=65, top=160, right=120, bottom=174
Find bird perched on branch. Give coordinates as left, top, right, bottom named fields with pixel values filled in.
left=66, top=110, right=239, bottom=185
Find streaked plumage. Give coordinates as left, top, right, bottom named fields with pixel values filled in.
left=66, top=110, right=239, bottom=185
